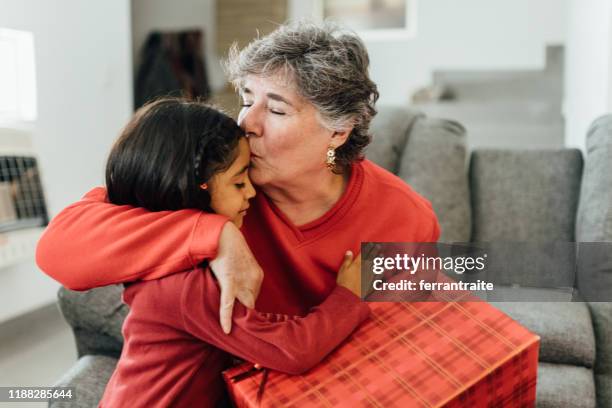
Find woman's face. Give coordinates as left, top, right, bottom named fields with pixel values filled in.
left=237, top=74, right=339, bottom=188
left=208, top=138, right=256, bottom=228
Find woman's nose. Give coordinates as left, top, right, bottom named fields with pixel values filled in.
left=238, top=104, right=262, bottom=138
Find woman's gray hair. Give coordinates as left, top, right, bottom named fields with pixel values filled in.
left=225, top=21, right=379, bottom=171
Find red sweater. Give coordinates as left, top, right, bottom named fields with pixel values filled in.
left=100, top=270, right=368, bottom=407
left=37, top=160, right=440, bottom=314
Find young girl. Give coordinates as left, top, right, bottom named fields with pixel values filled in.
left=97, top=98, right=369, bottom=407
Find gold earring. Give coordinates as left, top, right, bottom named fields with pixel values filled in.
left=326, top=146, right=336, bottom=170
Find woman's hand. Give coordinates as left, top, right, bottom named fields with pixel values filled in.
left=209, top=222, right=264, bottom=334
left=336, top=251, right=362, bottom=297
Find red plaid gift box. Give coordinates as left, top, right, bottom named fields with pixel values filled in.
left=223, top=301, right=540, bottom=407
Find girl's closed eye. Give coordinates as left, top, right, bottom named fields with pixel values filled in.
left=208, top=139, right=254, bottom=228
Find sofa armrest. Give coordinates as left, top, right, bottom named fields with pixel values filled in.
left=50, top=355, right=117, bottom=408
left=577, top=115, right=612, bottom=407
left=588, top=302, right=612, bottom=407
left=57, top=285, right=127, bottom=358
left=576, top=114, right=612, bottom=242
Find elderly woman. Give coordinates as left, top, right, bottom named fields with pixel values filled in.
left=36, top=22, right=439, bottom=329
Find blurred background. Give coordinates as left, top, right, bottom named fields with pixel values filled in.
left=0, top=0, right=610, bottom=403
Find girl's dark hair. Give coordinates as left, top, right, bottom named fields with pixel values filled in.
left=106, top=98, right=243, bottom=212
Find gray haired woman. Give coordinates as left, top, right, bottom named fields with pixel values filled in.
left=37, top=21, right=439, bottom=328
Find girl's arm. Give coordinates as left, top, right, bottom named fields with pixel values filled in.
left=36, top=187, right=226, bottom=290
left=182, top=269, right=370, bottom=375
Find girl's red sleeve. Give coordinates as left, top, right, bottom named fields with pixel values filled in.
left=182, top=269, right=370, bottom=375
left=36, top=187, right=227, bottom=290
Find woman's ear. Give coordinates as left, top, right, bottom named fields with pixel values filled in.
left=330, top=127, right=353, bottom=148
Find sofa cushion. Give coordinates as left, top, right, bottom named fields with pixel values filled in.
left=492, top=302, right=595, bottom=368
left=469, top=241, right=576, bottom=291
left=51, top=355, right=117, bottom=408
left=398, top=117, right=471, bottom=242
left=470, top=149, right=583, bottom=241
left=536, top=362, right=596, bottom=408
left=366, top=106, right=422, bottom=174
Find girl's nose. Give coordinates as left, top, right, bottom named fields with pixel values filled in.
left=244, top=175, right=256, bottom=200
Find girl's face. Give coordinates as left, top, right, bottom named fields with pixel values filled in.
left=208, top=138, right=256, bottom=228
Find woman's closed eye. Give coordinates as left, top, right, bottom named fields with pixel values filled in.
left=235, top=182, right=246, bottom=189
left=267, top=103, right=286, bottom=115
left=240, top=98, right=285, bottom=115
left=269, top=108, right=285, bottom=115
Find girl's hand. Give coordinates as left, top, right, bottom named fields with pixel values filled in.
left=336, top=251, right=362, bottom=296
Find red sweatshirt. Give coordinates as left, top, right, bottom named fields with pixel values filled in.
left=100, top=270, right=368, bottom=407
left=37, top=160, right=440, bottom=315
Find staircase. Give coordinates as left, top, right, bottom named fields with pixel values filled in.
left=412, top=46, right=565, bottom=150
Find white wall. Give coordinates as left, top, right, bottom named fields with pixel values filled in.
left=131, top=0, right=225, bottom=93
left=290, top=0, right=567, bottom=105
left=0, top=0, right=133, bottom=322
left=564, top=0, right=612, bottom=150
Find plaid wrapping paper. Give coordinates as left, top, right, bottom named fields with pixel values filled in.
left=223, top=301, right=540, bottom=407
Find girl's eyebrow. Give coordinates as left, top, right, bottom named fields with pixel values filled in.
left=232, top=165, right=249, bottom=178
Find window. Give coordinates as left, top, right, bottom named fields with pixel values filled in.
left=0, top=155, right=48, bottom=232
left=0, top=28, right=46, bottom=235
left=0, top=28, right=37, bottom=124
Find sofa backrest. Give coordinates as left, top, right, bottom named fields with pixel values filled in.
left=366, top=106, right=422, bottom=174
left=368, top=106, right=471, bottom=243
left=469, top=149, right=583, bottom=242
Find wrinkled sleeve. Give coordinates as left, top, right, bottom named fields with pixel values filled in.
left=182, top=270, right=370, bottom=375
left=36, top=187, right=228, bottom=290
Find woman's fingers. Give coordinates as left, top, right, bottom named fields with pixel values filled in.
left=337, top=251, right=362, bottom=296
left=210, top=222, right=264, bottom=334
left=339, top=250, right=354, bottom=271
left=236, top=287, right=258, bottom=310
left=219, top=285, right=236, bottom=334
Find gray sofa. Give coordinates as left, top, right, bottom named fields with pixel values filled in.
left=52, top=107, right=612, bottom=407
